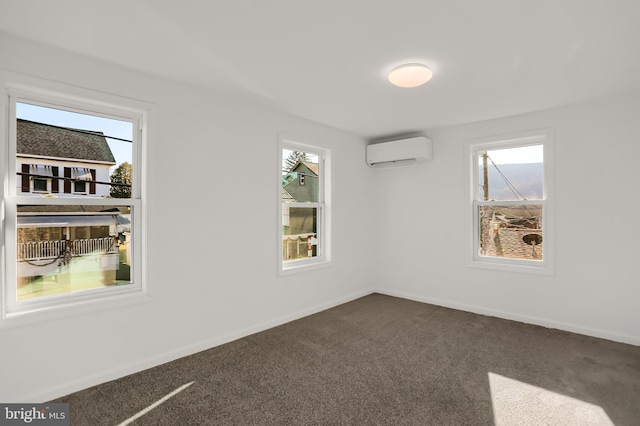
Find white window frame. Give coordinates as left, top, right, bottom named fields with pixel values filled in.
left=278, top=134, right=331, bottom=275
left=465, top=129, right=554, bottom=275
left=1, top=81, right=149, bottom=326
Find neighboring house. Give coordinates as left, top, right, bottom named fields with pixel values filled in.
left=283, top=161, right=319, bottom=203
left=15, top=119, right=124, bottom=297
left=17, top=118, right=115, bottom=196
left=281, top=186, right=294, bottom=203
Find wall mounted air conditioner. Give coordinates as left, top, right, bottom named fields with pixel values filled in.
left=366, top=136, right=432, bottom=168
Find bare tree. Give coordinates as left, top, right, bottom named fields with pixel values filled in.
left=284, top=151, right=309, bottom=171
left=110, top=162, right=132, bottom=198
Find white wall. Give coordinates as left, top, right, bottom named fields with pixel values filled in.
left=0, top=33, right=376, bottom=402
left=372, top=90, right=640, bottom=346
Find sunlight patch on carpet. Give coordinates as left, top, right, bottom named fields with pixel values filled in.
left=488, top=373, right=613, bottom=425
left=117, top=381, right=194, bottom=425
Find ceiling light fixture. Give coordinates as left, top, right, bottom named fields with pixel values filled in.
left=388, top=63, right=433, bottom=88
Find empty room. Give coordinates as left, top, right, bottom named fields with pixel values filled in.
left=1, top=1, right=639, bottom=425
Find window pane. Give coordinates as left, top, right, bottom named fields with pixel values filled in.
left=282, top=149, right=320, bottom=202
left=477, top=145, right=543, bottom=201
left=16, top=205, right=133, bottom=300
left=282, top=207, right=318, bottom=261
left=33, top=178, right=48, bottom=192
left=74, top=181, right=87, bottom=193
left=16, top=102, right=133, bottom=199
left=478, top=204, right=543, bottom=260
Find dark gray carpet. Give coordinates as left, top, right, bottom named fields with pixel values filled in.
left=53, top=294, right=640, bottom=425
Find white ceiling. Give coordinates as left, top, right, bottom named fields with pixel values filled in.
left=2, top=0, right=640, bottom=139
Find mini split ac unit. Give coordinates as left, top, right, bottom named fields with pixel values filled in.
left=366, top=136, right=432, bottom=167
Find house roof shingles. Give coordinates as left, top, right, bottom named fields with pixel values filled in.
left=282, top=187, right=294, bottom=202
left=297, top=161, right=318, bottom=175
left=17, top=119, right=116, bottom=164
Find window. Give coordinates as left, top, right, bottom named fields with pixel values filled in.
left=2, top=84, right=146, bottom=322
left=467, top=130, right=553, bottom=274
left=22, top=164, right=52, bottom=193
left=74, top=180, right=87, bottom=193
left=71, top=167, right=94, bottom=194
left=33, top=178, right=48, bottom=192
left=279, top=136, right=330, bottom=273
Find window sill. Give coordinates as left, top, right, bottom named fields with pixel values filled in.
left=467, top=257, right=554, bottom=276
left=279, top=258, right=331, bottom=276
left=1, top=287, right=150, bottom=328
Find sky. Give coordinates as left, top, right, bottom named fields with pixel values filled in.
left=16, top=102, right=133, bottom=172
left=484, top=144, right=543, bottom=165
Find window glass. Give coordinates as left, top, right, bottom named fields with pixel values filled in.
left=16, top=204, right=132, bottom=300
left=16, top=102, right=133, bottom=199
left=282, top=207, right=318, bottom=261
left=282, top=149, right=320, bottom=202
left=280, top=146, right=325, bottom=267
left=477, top=145, right=543, bottom=201
left=477, top=204, right=543, bottom=260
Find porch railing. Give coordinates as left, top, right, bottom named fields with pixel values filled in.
left=18, top=237, right=117, bottom=261
left=283, top=233, right=316, bottom=260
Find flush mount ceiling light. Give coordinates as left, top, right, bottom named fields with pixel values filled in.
left=388, top=63, right=433, bottom=88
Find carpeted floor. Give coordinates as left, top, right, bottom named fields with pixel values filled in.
left=53, top=294, right=640, bottom=425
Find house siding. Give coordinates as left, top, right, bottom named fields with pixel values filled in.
left=283, top=163, right=319, bottom=203
left=16, top=157, right=111, bottom=197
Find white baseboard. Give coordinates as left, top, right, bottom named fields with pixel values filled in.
left=23, top=286, right=638, bottom=403
left=24, top=289, right=373, bottom=403
left=373, top=288, right=640, bottom=346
